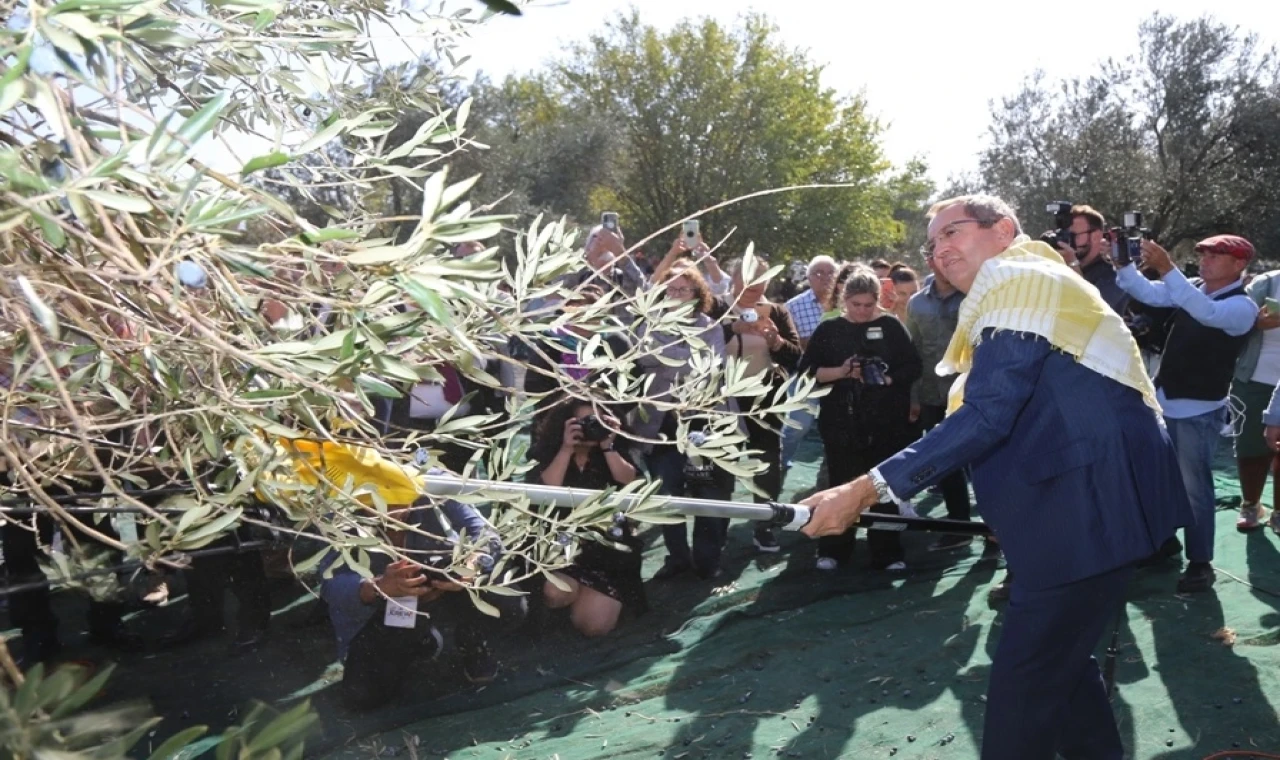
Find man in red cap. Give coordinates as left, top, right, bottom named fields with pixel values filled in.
left=1115, top=233, right=1259, bottom=592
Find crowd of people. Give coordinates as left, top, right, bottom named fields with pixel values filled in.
left=5, top=198, right=1278, bottom=738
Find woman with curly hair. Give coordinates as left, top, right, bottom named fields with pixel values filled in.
left=527, top=400, right=647, bottom=636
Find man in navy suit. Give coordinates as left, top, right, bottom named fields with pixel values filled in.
left=801, top=195, right=1191, bottom=760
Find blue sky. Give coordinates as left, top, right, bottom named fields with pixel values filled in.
left=453, top=0, right=1280, bottom=185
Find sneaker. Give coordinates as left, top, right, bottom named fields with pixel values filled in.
left=884, top=561, right=907, bottom=572
left=1176, top=562, right=1215, bottom=593
left=753, top=527, right=780, bottom=553
left=1237, top=502, right=1266, bottom=532
left=815, top=556, right=839, bottom=572
left=928, top=534, right=974, bottom=552
left=1270, top=510, right=1280, bottom=535
left=652, top=556, right=692, bottom=581
left=897, top=500, right=919, bottom=519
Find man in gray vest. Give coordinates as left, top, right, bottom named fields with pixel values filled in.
left=1116, top=234, right=1258, bottom=592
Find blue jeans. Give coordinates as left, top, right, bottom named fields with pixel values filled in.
left=781, top=403, right=816, bottom=469
left=1164, top=408, right=1225, bottom=564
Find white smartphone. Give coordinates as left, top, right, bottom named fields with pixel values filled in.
left=683, top=219, right=699, bottom=241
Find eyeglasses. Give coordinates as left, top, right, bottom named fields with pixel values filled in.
left=920, top=218, right=993, bottom=258
left=810, top=271, right=836, bottom=280
left=666, top=286, right=695, bottom=295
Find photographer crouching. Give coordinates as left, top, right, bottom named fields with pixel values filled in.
left=320, top=495, right=526, bottom=710
left=528, top=402, right=648, bottom=637
left=800, top=265, right=922, bottom=571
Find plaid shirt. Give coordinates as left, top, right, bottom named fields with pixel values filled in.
left=785, top=289, right=825, bottom=340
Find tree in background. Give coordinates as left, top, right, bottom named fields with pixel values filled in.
left=0, top=0, right=809, bottom=752
left=977, top=14, right=1280, bottom=254
left=462, top=11, right=931, bottom=262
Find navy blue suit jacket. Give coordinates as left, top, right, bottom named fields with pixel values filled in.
left=878, top=330, right=1192, bottom=590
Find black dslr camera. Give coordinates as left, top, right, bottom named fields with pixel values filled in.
left=577, top=414, right=610, bottom=442
left=1045, top=201, right=1074, bottom=251
left=854, top=356, right=890, bottom=386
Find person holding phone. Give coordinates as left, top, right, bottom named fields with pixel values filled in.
left=651, top=219, right=731, bottom=296
left=708, top=256, right=802, bottom=552
left=540, top=215, right=650, bottom=325
left=633, top=265, right=734, bottom=579
left=1114, top=233, right=1258, bottom=592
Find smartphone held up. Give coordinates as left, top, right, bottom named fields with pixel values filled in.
left=683, top=219, right=700, bottom=245
left=1112, top=212, right=1149, bottom=267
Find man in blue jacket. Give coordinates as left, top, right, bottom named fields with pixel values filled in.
left=801, top=194, right=1191, bottom=760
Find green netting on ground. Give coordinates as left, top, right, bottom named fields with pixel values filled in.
left=309, top=440, right=1280, bottom=760
left=18, top=435, right=1280, bottom=760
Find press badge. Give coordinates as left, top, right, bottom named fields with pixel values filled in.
left=866, top=327, right=884, bottom=340
left=384, top=597, right=419, bottom=628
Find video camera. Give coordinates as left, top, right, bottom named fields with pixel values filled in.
left=852, top=356, right=890, bottom=386
left=1045, top=201, right=1074, bottom=250
left=1111, top=212, right=1150, bottom=267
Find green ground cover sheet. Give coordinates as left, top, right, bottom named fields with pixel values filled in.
left=13, top=436, right=1280, bottom=760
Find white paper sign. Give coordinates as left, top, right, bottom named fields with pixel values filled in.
left=384, top=596, right=419, bottom=629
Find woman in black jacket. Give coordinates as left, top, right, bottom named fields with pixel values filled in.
left=800, top=265, right=923, bottom=571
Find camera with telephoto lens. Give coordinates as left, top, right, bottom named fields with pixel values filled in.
left=577, top=414, right=610, bottom=442
left=1045, top=201, right=1074, bottom=251
left=853, top=355, right=890, bottom=386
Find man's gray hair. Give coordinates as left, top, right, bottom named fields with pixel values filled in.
left=927, top=194, right=1023, bottom=236
left=584, top=224, right=606, bottom=250
left=841, top=264, right=881, bottom=300
left=806, top=255, right=837, bottom=276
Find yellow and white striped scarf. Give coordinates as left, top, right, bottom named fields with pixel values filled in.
left=938, top=237, right=1159, bottom=416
